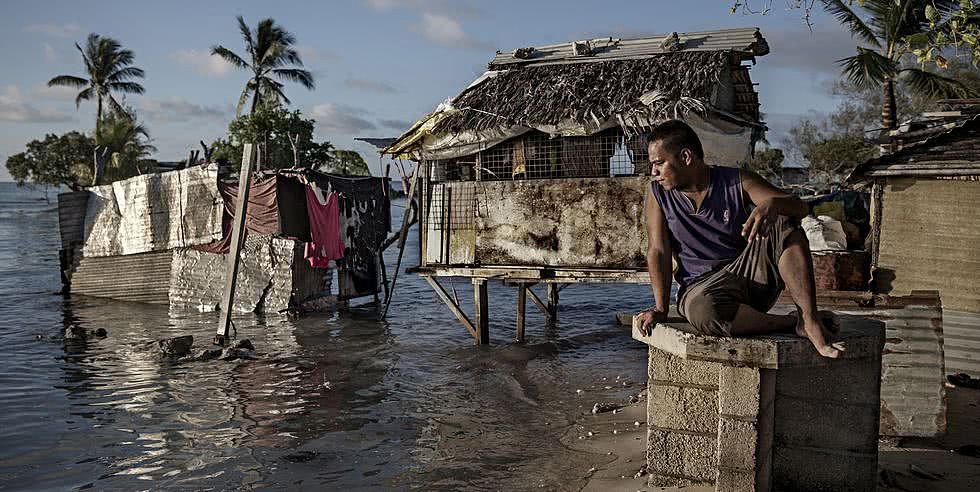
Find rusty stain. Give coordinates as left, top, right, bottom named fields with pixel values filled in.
left=885, top=337, right=903, bottom=344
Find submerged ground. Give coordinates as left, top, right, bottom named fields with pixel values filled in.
left=1, top=183, right=977, bottom=490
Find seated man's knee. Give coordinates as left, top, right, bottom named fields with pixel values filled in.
left=683, top=292, right=728, bottom=336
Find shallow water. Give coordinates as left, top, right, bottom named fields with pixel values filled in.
left=0, top=183, right=656, bottom=490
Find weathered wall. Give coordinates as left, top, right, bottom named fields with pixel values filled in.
left=425, top=177, right=648, bottom=268
left=944, top=309, right=980, bottom=376
left=169, top=235, right=326, bottom=312
left=71, top=250, right=173, bottom=304
left=57, top=191, right=89, bottom=250
left=876, top=177, right=980, bottom=312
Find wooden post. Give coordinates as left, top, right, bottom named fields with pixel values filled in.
left=215, top=144, right=256, bottom=345
left=473, top=278, right=489, bottom=345
left=547, top=283, right=559, bottom=319
left=516, top=283, right=527, bottom=343
left=379, top=162, right=420, bottom=320
left=424, top=276, right=478, bottom=340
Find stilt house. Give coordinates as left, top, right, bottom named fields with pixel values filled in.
left=384, top=28, right=771, bottom=343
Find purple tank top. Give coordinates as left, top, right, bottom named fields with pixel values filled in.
left=651, top=166, right=748, bottom=288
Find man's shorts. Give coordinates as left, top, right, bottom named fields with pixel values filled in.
left=677, top=216, right=799, bottom=337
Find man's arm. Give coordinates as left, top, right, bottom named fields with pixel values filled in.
left=639, top=187, right=672, bottom=334
left=740, top=169, right=808, bottom=242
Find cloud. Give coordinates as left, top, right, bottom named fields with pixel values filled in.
left=364, top=0, right=481, bottom=16
left=379, top=118, right=412, bottom=130
left=31, top=84, right=78, bottom=102
left=345, top=78, right=397, bottom=94
left=295, top=46, right=340, bottom=63
left=137, top=97, right=233, bottom=123
left=310, top=103, right=377, bottom=135
left=43, top=43, right=58, bottom=63
left=171, top=49, right=237, bottom=77
left=413, top=12, right=490, bottom=50
left=0, top=86, right=74, bottom=123
left=25, top=22, right=82, bottom=38
left=762, top=27, right=858, bottom=77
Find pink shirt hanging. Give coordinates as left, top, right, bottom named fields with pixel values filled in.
left=304, top=186, right=345, bottom=268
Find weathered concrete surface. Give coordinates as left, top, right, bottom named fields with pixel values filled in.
left=450, top=176, right=649, bottom=268
left=633, top=316, right=884, bottom=491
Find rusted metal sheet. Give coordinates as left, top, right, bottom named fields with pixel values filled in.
left=445, top=176, right=649, bottom=268
left=57, top=191, right=90, bottom=250
left=169, top=235, right=324, bottom=312
left=875, top=177, right=980, bottom=312
left=82, top=165, right=223, bottom=258
left=811, top=251, right=869, bottom=291
left=943, top=309, right=980, bottom=376
left=71, top=250, right=173, bottom=304
left=776, top=292, right=946, bottom=438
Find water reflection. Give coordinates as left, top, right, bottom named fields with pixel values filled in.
left=1, top=189, right=655, bottom=489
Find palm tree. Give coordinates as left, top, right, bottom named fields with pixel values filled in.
left=824, top=0, right=976, bottom=131
left=211, top=16, right=315, bottom=117
left=48, top=33, right=145, bottom=134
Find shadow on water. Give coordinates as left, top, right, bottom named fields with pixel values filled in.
left=0, top=187, right=653, bottom=490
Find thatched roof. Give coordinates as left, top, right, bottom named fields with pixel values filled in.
left=433, top=51, right=732, bottom=135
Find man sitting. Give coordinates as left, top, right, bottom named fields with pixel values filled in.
left=636, top=120, right=844, bottom=358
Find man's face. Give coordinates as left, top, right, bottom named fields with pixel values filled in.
left=648, top=140, right=687, bottom=190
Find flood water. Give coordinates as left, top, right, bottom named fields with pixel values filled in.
left=0, top=182, right=655, bottom=490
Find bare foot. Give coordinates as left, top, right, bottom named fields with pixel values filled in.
left=795, top=314, right=846, bottom=358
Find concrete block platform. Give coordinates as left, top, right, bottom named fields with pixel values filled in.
left=632, top=316, right=885, bottom=492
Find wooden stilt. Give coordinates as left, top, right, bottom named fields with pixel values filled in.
left=527, top=286, right=552, bottom=321
left=215, top=144, right=256, bottom=346
left=516, top=284, right=527, bottom=343
left=547, top=283, right=559, bottom=319
left=423, top=276, right=478, bottom=339
left=473, top=278, right=489, bottom=345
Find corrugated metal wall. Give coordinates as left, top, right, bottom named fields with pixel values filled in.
left=169, top=235, right=326, bottom=313
left=944, top=310, right=980, bottom=376
left=57, top=191, right=90, bottom=249
left=71, top=250, right=173, bottom=304
left=877, top=177, right=980, bottom=312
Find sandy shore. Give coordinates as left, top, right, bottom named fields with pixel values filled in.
left=565, top=379, right=980, bottom=491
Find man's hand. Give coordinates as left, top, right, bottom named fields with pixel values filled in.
left=741, top=198, right=778, bottom=243
left=637, top=306, right=667, bottom=336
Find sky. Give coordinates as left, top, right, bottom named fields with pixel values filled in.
left=0, top=0, right=862, bottom=181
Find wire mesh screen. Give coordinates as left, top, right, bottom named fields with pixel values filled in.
left=427, top=182, right=477, bottom=231
left=430, top=128, right=650, bottom=183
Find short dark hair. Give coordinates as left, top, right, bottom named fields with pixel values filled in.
left=646, top=119, right=704, bottom=160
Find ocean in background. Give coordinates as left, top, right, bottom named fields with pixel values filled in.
left=0, top=181, right=655, bottom=490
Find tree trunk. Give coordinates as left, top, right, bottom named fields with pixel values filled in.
left=250, top=83, right=260, bottom=115
left=881, top=80, right=897, bottom=131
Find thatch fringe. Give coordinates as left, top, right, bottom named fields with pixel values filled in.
left=433, top=51, right=731, bottom=135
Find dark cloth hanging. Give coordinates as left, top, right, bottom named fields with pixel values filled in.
left=192, top=177, right=280, bottom=254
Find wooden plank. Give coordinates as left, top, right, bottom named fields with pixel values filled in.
left=423, top=275, right=478, bottom=339
left=216, top=144, right=255, bottom=344
left=516, top=284, right=527, bottom=342
left=527, top=287, right=552, bottom=320
left=473, top=278, right=489, bottom=344
left=547, top=283, right=559, bottom=318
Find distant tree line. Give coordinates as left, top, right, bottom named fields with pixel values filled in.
left=6, top=16, right=371, bottom=190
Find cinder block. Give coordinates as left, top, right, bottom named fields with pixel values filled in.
left=772, top=447, right=877, bottom=491
left=718, top=366, right=762, bottom=418
left=775, top=359, right=881, bottom=406
left=774, top=397, right=880, bottom=453
left=647, top=428, right=717, bottom=482
left=648, top=384, right=719, bottom=434
left=716, top=467, right=755, bottom=492
left=648, top=347, right=720, bottom=387
left=716, top=418, right=758, bottom=471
